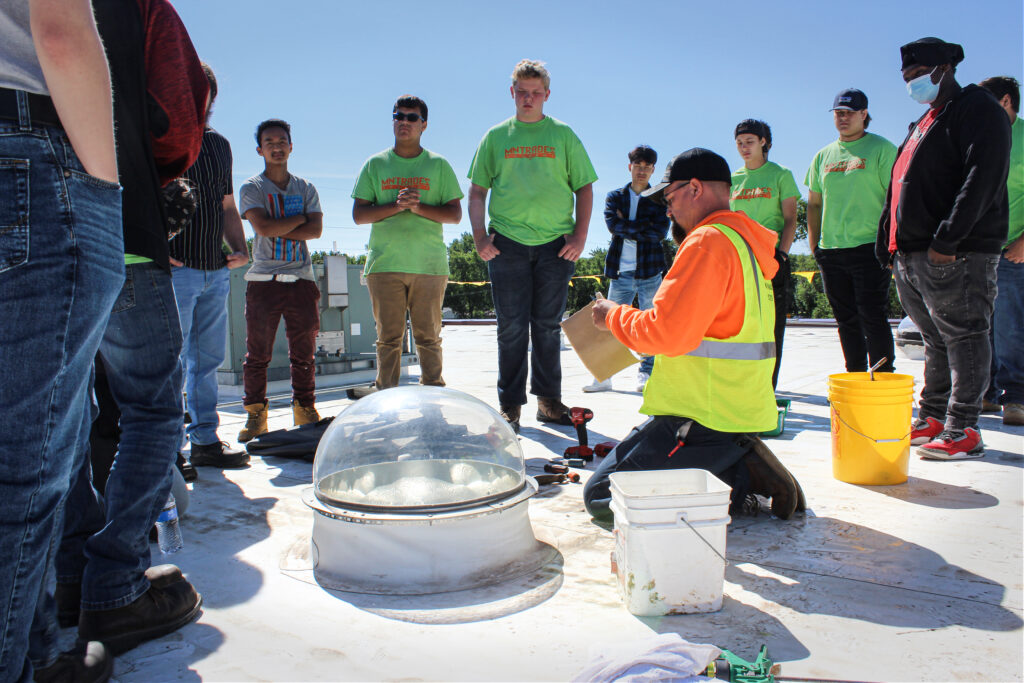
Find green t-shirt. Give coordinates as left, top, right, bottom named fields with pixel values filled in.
left=730, top=161, right=800, bottom=242
left=467, top=116, right=597, bottom=245
left=805, top=132, right=897, bottom=249
left=352, top=148, right=463, bottom=276
left=1007, top=116, right=1023, bottom=246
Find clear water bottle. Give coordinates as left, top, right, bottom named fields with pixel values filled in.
left=156, top=493, right=184, bottom=554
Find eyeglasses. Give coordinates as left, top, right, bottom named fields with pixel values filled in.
left=393, top=112, right=424, bottom=123
left=662, top=181, right=691, bottom=204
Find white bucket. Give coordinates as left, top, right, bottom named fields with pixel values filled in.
left=609, top=469, right=731, bottom=616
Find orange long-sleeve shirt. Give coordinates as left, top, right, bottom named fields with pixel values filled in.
left=606, top=209, right=779, bottom=356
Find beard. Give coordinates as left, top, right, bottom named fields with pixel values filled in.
left=671, top=217, right=686, bottom=245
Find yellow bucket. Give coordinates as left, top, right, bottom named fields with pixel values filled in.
left=828, top=373, right=914, bottom=485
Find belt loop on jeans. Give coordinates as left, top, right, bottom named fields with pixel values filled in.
left=16, top=90, right=30, bottom=132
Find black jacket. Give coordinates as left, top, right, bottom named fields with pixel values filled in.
left=876, top=83, right=1010, bottom=265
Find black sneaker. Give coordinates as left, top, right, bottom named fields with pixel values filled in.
left=33, top=640, right=112, bottom=683
left=189, top=441, right=249, bottom=468
left=78, top=574, right=202, bottom=655
left=175, top=451, right=197, bottom=482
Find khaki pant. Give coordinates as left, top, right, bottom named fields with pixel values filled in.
left=366, top=272, right=447, bottom=389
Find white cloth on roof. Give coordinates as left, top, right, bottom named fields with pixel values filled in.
left=572, top=632, right=720, bottom=682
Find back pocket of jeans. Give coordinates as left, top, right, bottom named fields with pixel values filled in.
left=0, top=159, right=30, bottom=273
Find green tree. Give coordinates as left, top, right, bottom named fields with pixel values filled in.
left=444, top=233, right=493, bottom=318
left=795, top=197, right=808, bottom=243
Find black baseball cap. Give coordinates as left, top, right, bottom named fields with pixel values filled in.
left=900, top=37, right=964, bottom=70
left=831, top=89, right=868, bottom=111
left=734, top=119, right=772, bottom=144
left=642, top=148, right=732, bottom=205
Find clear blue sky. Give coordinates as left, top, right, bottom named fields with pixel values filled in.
left=175, top=0, right=1022, bottom=257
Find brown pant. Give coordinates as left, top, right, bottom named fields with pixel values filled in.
left=366, top=272, right=447, bottom=389
left=243, top=279, right=320, bottom=405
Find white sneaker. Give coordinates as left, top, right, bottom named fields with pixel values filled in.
left=583, top=378, right=613, bottom=393
left=636, top=372, right=650, bottom=391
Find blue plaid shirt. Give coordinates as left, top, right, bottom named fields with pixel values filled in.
left=603, top=183, right=670, bottom=279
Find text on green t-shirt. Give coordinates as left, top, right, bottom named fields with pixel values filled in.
left=352, top=148, right=463, bottom=276
left=805, top=132, right=897, bottom=249
left=467, top=116, right=597, bottom=246
left=730, top=161, right=800, bottom=242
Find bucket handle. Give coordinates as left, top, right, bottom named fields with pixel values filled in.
left=677, top=513, right=730, bottom=566
left=832, top=408, right=911, bottom=444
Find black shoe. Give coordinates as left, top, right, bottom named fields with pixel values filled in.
left=56, top=582, right=81, bottom=629
left=33, top=640, right=112, bottom=683
left=78, top=573, right=202, bottom=655
left=175, top=452, right=197, bottom=482
left=189, top=441, right=249, bottom=468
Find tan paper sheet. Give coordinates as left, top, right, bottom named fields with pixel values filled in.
left=561, top=301, right=639, bottom=382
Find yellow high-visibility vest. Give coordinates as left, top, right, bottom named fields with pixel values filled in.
left=640, top=223, right=777, bottom=433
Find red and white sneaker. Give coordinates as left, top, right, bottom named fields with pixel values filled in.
left=917, top=428, right=984, bottom=460
left=910, top=416, right=944, bottom=445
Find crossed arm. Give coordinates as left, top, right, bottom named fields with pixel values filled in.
left=244, top=208, right=323, bottom=241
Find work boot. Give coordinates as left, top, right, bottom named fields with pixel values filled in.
left=740, top=435, right=803, bottom=520
left=189, top=441, right=249, bottom=468
left=33, top=640, right=112, bottom=683
left=536, top=397, right=572, bottom=425
left=500, top=404, right=521, bottom=434
left=78, top=571, right=202, bottom=656
left=237, top=401, right=268, bottom=442
left=1004, top=403, right=1024, bottom=427
left=293, top=401, right=320, bottom=427
left=981, top=399, right=1002, bottom=413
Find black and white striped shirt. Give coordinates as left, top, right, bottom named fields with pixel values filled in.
left=170, top=127, right=233, bottom=270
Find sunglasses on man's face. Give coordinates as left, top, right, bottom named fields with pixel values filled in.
left=393, top=112, right=424, bottom=123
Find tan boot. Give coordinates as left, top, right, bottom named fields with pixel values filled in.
left=293, top=401, right=320, bottom=427
left=238, top=402, right=268, bottom=442
left=1004, top=403, right=1024, bottom=427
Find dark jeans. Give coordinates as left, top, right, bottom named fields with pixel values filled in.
left=894, top=251, right=999, bottom=429
left=243, top=279, right=321, bottom=406
left=583, top=416, right=748, bottom=522
left=0, top=117, right=123, bottom=679
left=772, top=249, right=790, bottom=389
left=815, top=243, right=895, bottom=373
left=487, top=233, right=575, bottom=406
left=985, top=255, right=1024, bottom=405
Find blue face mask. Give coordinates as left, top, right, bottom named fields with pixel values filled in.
left=907, top=67, right=941, bottom=104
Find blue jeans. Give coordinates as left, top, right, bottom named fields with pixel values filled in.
left=59, top=263, right=183, bottom=610
left=608, top=270, right=661, bottom=375
left=488, top=232, right=575, bottom=406
left=0, top=116, right=123, bottom=680
left=988, top=255, right=1024, bottom=405
left=172, top=265, right=231, bottom=445
left=894, top=251, right=999, bottom=429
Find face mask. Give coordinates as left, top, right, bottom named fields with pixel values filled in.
left=907, top=67, right=941, bottom=104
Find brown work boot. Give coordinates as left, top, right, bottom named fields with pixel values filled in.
left=292, top=401, right=320, bottom=427
left=237, top=401, right=268, bottom=442
left=536, top=397, right=572, bottom=425
left=741, top=435, right=804, bottom=520
left=981, top=399, right=1002, bottom=413
left=1004, top=403, right=1024, bottom=427
left=500, top=404, right=521, bottom=434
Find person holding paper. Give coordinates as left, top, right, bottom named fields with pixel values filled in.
left=585, top=148, right=804, bottom=522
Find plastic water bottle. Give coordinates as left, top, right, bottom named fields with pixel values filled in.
left=156, top=494, right=184, bottom=554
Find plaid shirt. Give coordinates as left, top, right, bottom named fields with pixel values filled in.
left=603, top=183, right=670, bottom=279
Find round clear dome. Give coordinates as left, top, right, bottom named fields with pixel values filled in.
left=312, top=386, right=525, bottom=512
